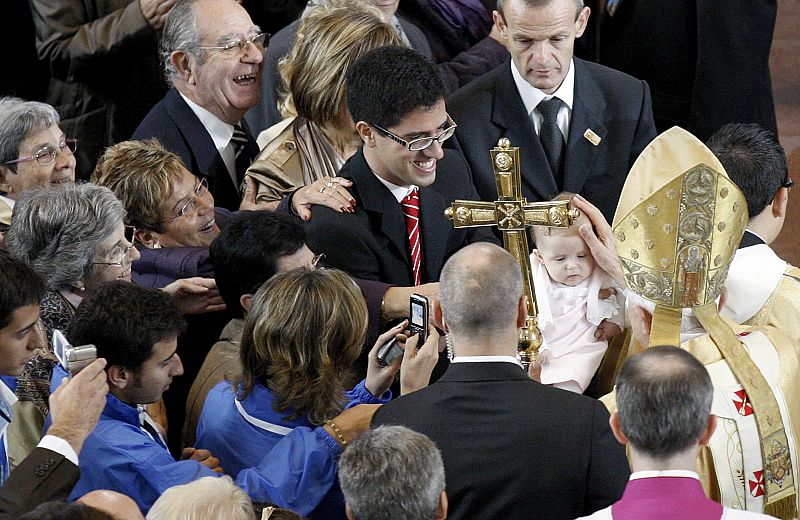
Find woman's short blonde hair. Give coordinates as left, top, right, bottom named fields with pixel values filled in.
left=92, top=139, right=187, bottom=233
left=278, top=1, right=402, bottom=122
left=146, top=477, right=252, bottom=520
left=237, top=268, right=367, bottom=426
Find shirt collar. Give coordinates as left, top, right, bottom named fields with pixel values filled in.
left=630, top=470, right=700, bottom=481
left=179, top=92, right=234, bottom=151
left=0, top=380, right=17, bottom=421
left=451, top=355, right=524, bottom=368
left=373, top=173, right=418, bottom=203
left=511, top=58, right=576, bottom=117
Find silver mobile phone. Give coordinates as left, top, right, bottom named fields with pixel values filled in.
left=52, top=329, right=97, bottom=375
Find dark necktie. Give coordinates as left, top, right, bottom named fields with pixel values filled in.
left=401, top=189, right=423, bottom=286
left=537, top=97, right=565, bottom=190
left=231, top=123, right=252, bottom=192
left=139, top=408, right=168, bottom=450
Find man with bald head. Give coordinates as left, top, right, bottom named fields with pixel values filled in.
left=372, top=243, right=628, bottom=520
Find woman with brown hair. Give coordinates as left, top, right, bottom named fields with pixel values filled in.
left=195, top=268, right=434, bottom=519
left=246, top=3, right=402, bottom=209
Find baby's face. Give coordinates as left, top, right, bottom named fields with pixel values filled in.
left=536, top=233, right=594, bottom=286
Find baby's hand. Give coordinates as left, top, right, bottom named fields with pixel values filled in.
left=598, top=287, right=616, bottom=300
left=594, top=320, right=622, bottom=341
left=537, top=348, right=551, bottom=365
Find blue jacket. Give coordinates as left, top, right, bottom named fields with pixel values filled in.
left=196, top=379, right=390, bottom=520
left=57, top=362, right=366, bottom=515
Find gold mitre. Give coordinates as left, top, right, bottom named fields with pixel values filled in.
left=612, top=127, right=748, bottom=346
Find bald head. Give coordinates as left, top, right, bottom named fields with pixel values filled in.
left=440, top=243, right=523, bottom=340
left=78, top=490, right=145, bottom=520
left=616, top=346, right=712, bottom=458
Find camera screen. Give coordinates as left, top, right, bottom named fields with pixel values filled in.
left=411, top=302, right=425, bottom=326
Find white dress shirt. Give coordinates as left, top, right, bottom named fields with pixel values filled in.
left=510, top=58, right=576, bottom=140
left=180, top=93, right=238, bottom=185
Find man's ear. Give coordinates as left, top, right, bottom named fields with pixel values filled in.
left=106, top=365, right=132, bottom=390
left=432, top=299, right=448, bottom=333
left=772, top=186, right=789, bottom=219
left=170, top=51, right=195, bottom=85
left=239, top=293, right=254, bottom=313
left=698, top=415, right=718, bottom=446
left=609, top=411, right=628, bottom=446
left=437, top=490, right=448, bottom=520
left=355, top=121, right=374, bottom=147
left=516, top=295, right=527, bottom=328
left=574, top=5, right=591, bottom=38
left=345, top=504, right=355, bottom=520
left=492, top=10, right=508, bottom=38
left=135, top=229, right=161, bottom=249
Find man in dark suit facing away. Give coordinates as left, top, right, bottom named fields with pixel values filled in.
left=372, top=243, right=630, bottom=520
left=448, top=0, right=656, bottom=224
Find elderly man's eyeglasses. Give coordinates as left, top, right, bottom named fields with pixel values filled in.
left=783, top=178, right=794, bottom=190
left=197, top=32, right=269, bottom=57
left=91, top=226, right=137, bottom=267
left=164, top=177, right=210, bottom=222
left=371, top=115, right=457, bottom=152
left=3, top=138, right=78, bottom=167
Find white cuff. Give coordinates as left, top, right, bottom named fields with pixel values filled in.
left=38, top=434, right=79, bottom=467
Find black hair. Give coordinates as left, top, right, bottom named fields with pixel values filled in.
left=345, top=45, right=446, bottom=129
left=210, top=211, right=306, bottom=319
left=67, top=282, right=186, bottom=373
left=616, top=346, right=713, bottom=458
left=0, top=249, right=46, bottom=329
left=707, top=123, right=788, bottom=218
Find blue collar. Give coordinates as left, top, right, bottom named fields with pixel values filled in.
left=102, top=392, right=141, bottom=426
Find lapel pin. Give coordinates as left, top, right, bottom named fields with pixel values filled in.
left=583, top=129, right=602, bottom=146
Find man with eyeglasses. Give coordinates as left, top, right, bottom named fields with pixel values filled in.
left=0, top=99, right=76, bottom=235
left=305, top=45, right=497, bottom=311
left=133, top=0, right=264, bottom=211
left=707, top=124, right=800, bottom=347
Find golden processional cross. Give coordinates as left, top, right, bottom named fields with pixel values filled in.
left=445, top=138, right=580, bottom=368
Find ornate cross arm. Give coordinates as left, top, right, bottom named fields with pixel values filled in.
left=444, top=138, right=579, bottom=369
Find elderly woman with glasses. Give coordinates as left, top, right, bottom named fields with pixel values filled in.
left=245, top=4, right=401, bottom=211
left=4, top=184, right=139, bottom=453
left=0, top=97, right=77, bottom=233
left=92, top=138, right=239, bottom=289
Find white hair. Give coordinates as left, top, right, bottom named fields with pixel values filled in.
left=146, top=476, right=253, bottom=520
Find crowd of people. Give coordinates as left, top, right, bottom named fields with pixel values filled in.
left=0, top=0, right=793, bottom=518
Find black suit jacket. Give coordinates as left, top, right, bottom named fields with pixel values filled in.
left=448, top=58, right=656, bottom=224
left=0, top=447, right=79, bottom=518
left=133, top=88, right=259, bottom=211
left=589, top=0, right=777, bottom=140
left=372, top=361, right=630, bottom=520
left=304, top=148, right=497, bottom=286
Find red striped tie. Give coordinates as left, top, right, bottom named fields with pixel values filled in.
left=401, top=189, right=423, bottom=286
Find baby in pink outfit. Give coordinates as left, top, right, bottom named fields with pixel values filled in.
left=530, top=212, right=624, bottom=394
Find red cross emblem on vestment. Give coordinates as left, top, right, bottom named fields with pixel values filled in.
left=733, top=389, right=753, bottom=416
left=749, top=470, right=765, bottom=497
